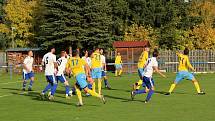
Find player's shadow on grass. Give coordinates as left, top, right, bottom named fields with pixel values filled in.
left=1, top=87, right=21, bottom=91
left=155, top=90, right=188, bottom=95
left=105, top=95, right=144, bottom=103
left=104, top=88, right=131, bottom=92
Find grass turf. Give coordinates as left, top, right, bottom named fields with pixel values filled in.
left=0, top=72, right=214, bottom=121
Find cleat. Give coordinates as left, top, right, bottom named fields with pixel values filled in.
left=105, top=85, right=112, bottom=90
left=100, top=95, right=106, bottom=104
left=76, top=102, right=83, bottom=107
left=165, top=92, right=171, bottom=95
left=48, top=95, right=54, bottom=101
left=144, top=100, right=148, bottom=103
left=28, top=88, right=32, bottom=91
left=86, top=93, right=91, bottom=96
left=130, top=91, right=135, bottom=100
left=198, top=91, right=206, bottom=95
left=40, top=93, right=45, bottom=100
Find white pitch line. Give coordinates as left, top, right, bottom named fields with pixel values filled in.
left=0, top=81, right=22, bottom=85
left=0, top=94, right=13, bottom=98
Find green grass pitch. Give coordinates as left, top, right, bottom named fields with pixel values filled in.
left=0, top=72, right=214, bottom=121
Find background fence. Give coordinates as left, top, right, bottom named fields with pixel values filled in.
left=0, top=50, right=215, bottom=74
left=107, top=50, right=215, bottom=73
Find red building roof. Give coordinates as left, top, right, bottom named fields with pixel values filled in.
left=113, top=41, right=149, bottom=48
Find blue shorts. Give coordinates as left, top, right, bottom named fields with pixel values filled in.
left=92, top=68, right=102, bottom=79
left=101, top=71, right=106, bottom=77
left=115, top=64, right=122, bottom=69
left=175, top=71, right=194, bottom=83
left=143, top=76, right=155, bottom=89
left=23, top=71, right=34, bottom=80
left=56, top=75, right=67, bottom=83
left=138, top=68, right=144, bottom=79
left=76, top=73, right=88, bottom=89
left=46, top=75, right=57, bottom=85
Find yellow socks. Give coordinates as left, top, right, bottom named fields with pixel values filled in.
left=76, top=88, right=83, bottom=104
left=193, top=81, right=201, bottom=93
left=92, top=82, right=96, bottom=92
left=115, top=70, right=118, bottom=76
left=119, top=70, right=122, bottom=75
left=87, top=89, right=101, bottom=98
left=98, top=79, right=102, bottom=95
left=136, top=80, right=143, bottom=90
left=168, top=84, right=176, bottom=93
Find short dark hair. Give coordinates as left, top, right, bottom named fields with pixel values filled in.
left=184, top=48, right=189, bottom=55
left=152, top=49, right=159, bottom=57
left=72, top=50, right=78, bottom=57
left=88, top=50, right=94, bottom=57
left=49, top=46, right=55, bottom=51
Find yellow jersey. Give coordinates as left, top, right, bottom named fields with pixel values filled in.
left=91, top=52, right=102, bottom=68
left=177, top=53, right=194, bottom=71
left=137, top=51, right=148, bottom=68
left=115, top=55, right=122, bottom=64
left=66, top=57, right=86, bottom=76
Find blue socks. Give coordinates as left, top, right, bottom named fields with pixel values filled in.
left=29, top=80, right=33, bottom=89
left=146, top=90, right=154, bottom=101
left=51, top=84, right=58, bottom=96
left=65, top=85, right=70, bottom=95
left=134, top=89, right=154, bottom=102
left=135, top=89, right=146, bottom=94
left=88, top=84, right=92, bottom=89
left=42, top=83, right=52, bottom=93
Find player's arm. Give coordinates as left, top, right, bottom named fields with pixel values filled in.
left=186, top=58, right=195, bottom=72
left=153, top=66, right=166, bottom=78
left=65, top=60, right=71, bottom=75
left=84, top=63, right=91, bottom=77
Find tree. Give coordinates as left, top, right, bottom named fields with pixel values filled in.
left=0, top=0, right=38, bottom=47
left=81, top=0, right=112, bottom=48
left=124, top=23, right=159, bottom=49
left=37, top=0, right=84, bottom=49
left=111, top=0, right=130, bottom=41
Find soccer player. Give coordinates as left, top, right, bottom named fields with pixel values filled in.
left=66, top=50, right=105, bottom=106
left=22, top=50, right=34, bottom=91
left=91, top=48, right=103, bottom=94
left=165, top=48, right=205, bottom=95
left=100, top=48, right=111, bottom=89
left=40, top=47, right=58, bottom=101
left=56, top=51, right=71, bottom=99
left=131, top=49, right=166, bottom=103
left=115, top=52, right=122, bottom=77
left=132, top=46, right=150, bottom=91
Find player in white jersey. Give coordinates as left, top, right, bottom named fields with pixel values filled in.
left=40, top=47, right=58, bottom=101
left=131, top=49, right=166, bottom=103
left=100, top=49, right=111, bottom=89
left=22, top=50, right=34, bottom=91
left=56, top=51, right=71, bottom=98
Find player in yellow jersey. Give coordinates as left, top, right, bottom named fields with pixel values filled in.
left=66, top=50, right=106, bottom=106
left=132, top=46, right=150, bottom=91
left=165, top=48, right=205, bottom=95
left=115, top=52, right=123, bottom=76
left=91, top=48, right=103, bottom=95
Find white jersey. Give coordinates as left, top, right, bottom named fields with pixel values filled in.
left=101, top=55, right=106, bottom=70
left=56, top=57, right=68, bottom=76
left=143, top=57, right=158, bottom=77
left=42, top=52, right=56, bottom=75
left=23, top=56, right=34, bottom=73
left=82, top=56, right=91, bottom=67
